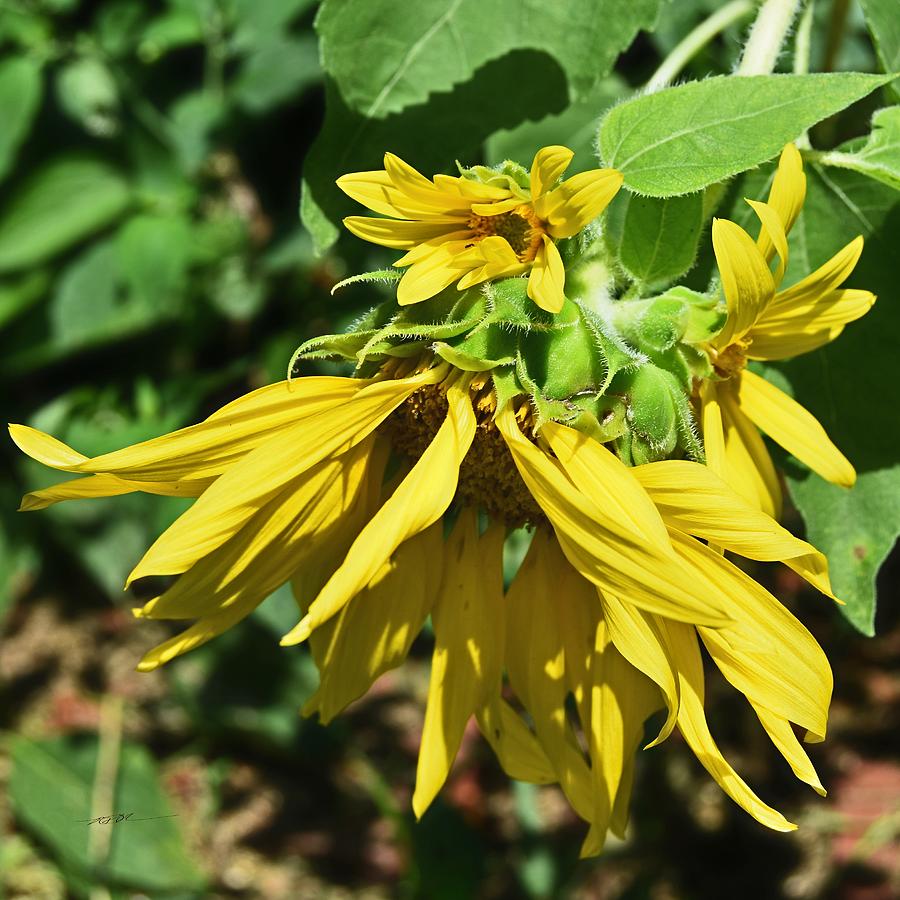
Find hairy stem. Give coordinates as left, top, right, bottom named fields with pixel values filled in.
left=737, top=0, right=803, bottom=76
left=647, top=0, right=755, bottom=91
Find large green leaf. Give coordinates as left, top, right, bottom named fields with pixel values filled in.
left=0, top=157, right=131, bottom=272
left=815, top=105, right=900, bottom=191
left=8, top=735, right=206, bottom=894
left=762, top=165, right=899, bottom=634
left=316, top=0, right=664, bottom=118
left=303, top=0, right=665, bottom=251
left=598, top=73, right=894, bottom=197
left=0, top=56, right=43, bottom=184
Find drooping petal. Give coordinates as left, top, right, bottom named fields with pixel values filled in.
left=504, top=529, right=593, bottom=819
left=600, top=591, right=679, bottom=745
left=456, top=235, right=527, bottom=290
left=719, top=380, right=783, bottom=519
left=737, top=369, right=855, bottom=487
left=712, top=218, right=776, bottom=345
left=663, top=620, right=797, bottom=831
left=19, top=473, right=210, bottom=511
left=674, top=531, right=832, bottom=741
left=535, top=169, right=623, bottom=239
left=476, top=697, right=556, bottom=785
left=308, top=522, right=442, bottom=723
left=413, top=510, right=505, bottom=818
left=129, top=367, right=445, bottom=585
left=283, top=378, right=475, bottom=646
left=9, top=377, right=366, bottom=483
left=526, top=234, right=566, bottom=313
left=700, top=379, right=727, bottom=482
left=753, top=703, right=826, bottom=795
left=544, top=420, right=670, bottom=547
left=496, top=406, right=731, bottom=625
left=529, top=145, right=574, bottom=199
left=633, top=460, right=835, bottom=598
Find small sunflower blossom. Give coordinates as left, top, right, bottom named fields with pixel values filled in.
left=337, top=145, right=622, bottom=313
left=12, top=353, right=835, bottom=855
left=701, top=144, right=876, bottom=517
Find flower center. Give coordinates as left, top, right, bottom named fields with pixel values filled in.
left=713, top=341, right=749, bottom=379
left=467, top=205, right=545, bottom=262
left=385, top=383, right=545, bottom=528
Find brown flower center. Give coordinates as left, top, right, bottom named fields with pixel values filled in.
left=467, top=205, right=545, bottom=262
left=384, top=383, right=545, bottom=528
left=713, top=341, right=750, bottom=379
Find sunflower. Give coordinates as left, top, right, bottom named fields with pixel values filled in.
left=11, top=351, right=835, bottom=854
left=701, top=144, right=876, bottom=517
left=337, top=145, right=622, bottom=313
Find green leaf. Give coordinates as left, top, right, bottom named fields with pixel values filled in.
left=765, top=165, right=899, bottom=634
left=55, top=56, right=120, bottom=137
left=618, top=192, right=703, bottom=287
left=0, top=271, right=48, bottom=329
left=816, top=105, right=900, bottom=191
left=599, top=73, right=895, bottom=197
left=232, top=33, right=320, bottom=113
left=860, top=0, right=900, bottom=100
left=0, top=158, right=131, bottom=273
left=0, top=56, right=43, bottom=184
left=316, top=0, right=665, bottom=118
left=116, top=213, right=192, bottom=311
left=8, top=735, right=206, bottom=893
left=167, top=91, right=227, bottom=173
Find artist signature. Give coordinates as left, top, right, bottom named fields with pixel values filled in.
left=77, top=813, right=179, bottom=825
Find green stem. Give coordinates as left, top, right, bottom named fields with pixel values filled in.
left=737, top=0, right=803, bottom=75
left=646, top=0, right=755, bottom=91
left=822, top=0, right=850, bottom=72
left=793, top=1, right=815, bottom=147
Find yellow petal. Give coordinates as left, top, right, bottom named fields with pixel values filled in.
left=753, top=704, right=826, bottom=795
left=11, top=377, right=365, bottom=483
left=130, top=367, right=444, bottom=585
left=309, top=523, right=442, bottom=723
left=766, top=236, right=864, bottom=309
left=760, top=143, right=806, bottom=259
left=544, top=420, right=670, bottom=547
left=138, top=439, right=375, bottom=622
left=412, top=509, right=505, bottom=818
left=283, top=377, right=474, bottom=645
left=712, top=218, right=775, bottom=345
left=529, top=145, right=574, bottom=199
left=476, top=697, right=556, bottom=785
left=737, top=369, right=855, bottom=487
left=496, top=406, right=731, bottom=626
left=396, top=242, right=472, bottom=304
left=634, top=459, right=835, bottom=598
left=700, top=379, right=727, bottom=482
left=664, top=620, right=797, bottom=831
left=342, top=216, right=462, bottom=249
left=719, top=381, right=783, bottom=519
left=526, top=234, right=566, bottom=313
left=600, top=591, right=679, bottom=746
left=747, top=326, right=842, bottom=360
left=535, top=169, right=623, bottom=239
left=504, top=529, right=593, bottom=818
left=746, top=198, right=788, bottom=284
left=674, top=530, right=832, bottom=740
left=19, top=472, right=210, bottom=511
left=337, top=168, right=466, bottom=219
left=432, top=172, right=511, bottom=201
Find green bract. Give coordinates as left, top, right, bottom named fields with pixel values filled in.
left=295, top=274, right=723, bottom=468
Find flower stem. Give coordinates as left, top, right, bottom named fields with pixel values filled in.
left=646, top=0, right=755, bottom=91
left=737, top=0, right=803, bottom=76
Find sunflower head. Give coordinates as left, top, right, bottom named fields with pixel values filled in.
left=336, top=145, right=623, bottom=314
